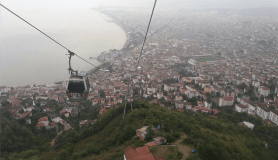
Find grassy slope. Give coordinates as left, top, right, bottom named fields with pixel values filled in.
left=6, top=100, right=277, bottom=160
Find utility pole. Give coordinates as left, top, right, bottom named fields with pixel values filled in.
left=131, top=100, right=133, bottom=112
left=123, top=75, right=130, bottom=118
left=123, top=98, right=127, bottom=119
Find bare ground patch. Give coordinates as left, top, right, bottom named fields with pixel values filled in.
left=171, top=133, right=192, bottom=160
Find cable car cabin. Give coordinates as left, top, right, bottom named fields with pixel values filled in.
left=66, top=71, right=90, bottom=102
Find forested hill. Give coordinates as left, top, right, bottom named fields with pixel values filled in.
left=2, top=101, right=278, bottom=160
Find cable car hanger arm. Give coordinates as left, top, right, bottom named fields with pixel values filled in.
left=66, top=50, right=78, bottom=75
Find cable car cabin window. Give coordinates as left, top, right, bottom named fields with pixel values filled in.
left=68, top=81, right=85, bottom=93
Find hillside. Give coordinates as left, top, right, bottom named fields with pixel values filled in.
left=2, top=100, right=278, bottom=160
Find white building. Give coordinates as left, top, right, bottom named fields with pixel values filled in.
left=157, top=92, right=164, bottom=99
left=147, top=88, right=157, bottom=94
left=235, top=104, right=248, bottom=113
left=219, top=97, right=234, bottom=107
left=248, top=103, right=258, bottom=115
left=52, top=117, right=62, bottom=123
left=188, top=59, right=197, bottom=66
left=22, top=106, right=34, bottom=112
left=170, top=56, right=180, bottom=63
left=242, top=121, right=255, bottom=130
left=0, top=86, right=11, bottom=93
left=259, top=86, right=270, bottom=97
left=256, top=103, right=270, bottom=120
left=269, top=110, right=278, bottom=125
left=188, top=91, right=198, bottom=98
left=204, top=101, right=212, bottom=108
left=164, top=84, right=170, bottom=92
left=175, top=101, right=184, bottom=109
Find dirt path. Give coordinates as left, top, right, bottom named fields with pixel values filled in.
left=171, top=133, right=192, bottom=160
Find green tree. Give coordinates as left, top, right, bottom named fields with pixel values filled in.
left=99, top=90, right=105, bottom=98
left=1, top=100, right=10, bottom=107
left=260, top=95, right=264, bottom=102
left=134, top=139, right=145, bottom=148
left=145, top=126, right=155, bottom=142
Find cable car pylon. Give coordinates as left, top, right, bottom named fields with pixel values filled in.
left=123, top=75, right=131, bottom=118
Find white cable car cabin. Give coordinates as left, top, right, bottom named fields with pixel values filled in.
left=66, top=71, right=90, bottom=102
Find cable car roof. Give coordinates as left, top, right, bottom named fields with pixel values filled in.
left=78, top=71, right=87, bottom=77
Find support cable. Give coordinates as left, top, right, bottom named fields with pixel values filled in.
left=123, top=0, right=157, bottom=118
left=137, top=0, right=157, bottom=67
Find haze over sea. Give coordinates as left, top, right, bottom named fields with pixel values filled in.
left=0, top=3, right=126, bottom=87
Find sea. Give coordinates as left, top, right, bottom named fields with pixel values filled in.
left=0, top=7, right=126, bottom=87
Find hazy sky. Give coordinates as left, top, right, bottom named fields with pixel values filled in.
left=0, top=0, right=277, bottom=39
left=0, top=0, right=276, bottom=40
left=1, top=0, right=277, bottom=10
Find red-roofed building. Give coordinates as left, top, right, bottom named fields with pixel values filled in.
left=219, top=96, right=234, bottom=107
left=175, top=95, right=182, bottom=101
left=59, top=97, right=65, bottom=103
left=150, top=99, right=158, bottom=104
left=269, top=110, right=278, bottom=125
left=153, top=137, right=166, bottom=145
left=59, top=110, right=67, bottom=114
left=9, top=90, right=18, bottom=98
left=136, top=126, right=157, bottom=140
left=11, top=100, right=21, bottom=107
left=157, top=92, right=163, bottom=100
left=36, top=122, right=44, bottom=128
left=37, top=116, right=49, bottom=128
left=100, top=98, right=105, bottom=104
left=99, top=108, right=107, bottom=114
left=38, top=116, right=48, bottom=122
left=7, top=97, right=16, bottom=103
left=256, top=103, right=270, bottom=120
left=264, top=98, right=274, bottom=103
left=146, top=142, right=157, bottom=147
left=79, top=120, right=89, bottom=127
left=124, top=145, right=156, bottom=160
left=10, top=109, right=17, bottom=115
left=0, top=86, right=10, bottom=93
left=43, top=107, right=50, bottom=112
left=259, top=86, right=270, bottom=97
left=92, top=99, right=98, bottom=105
left=177, top=109, right=184, bottom=112
left=192, top=106, right=219, bottom=115
left=18, top=111, right=32, bottom=119
left=50, top=122, right=55, bottom=128
left=235, top=104, right=248, bottom=113
left=182, top=77, right=192, bottom=83
left=240, top=98, right=249, bottom=105
left=105, top=94, right=110, bottom=99
left=209, top=115, right=218, bottom=119
left=72, top=102, right=79, bottom=105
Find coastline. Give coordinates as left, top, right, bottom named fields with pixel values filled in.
left=98, top=9, right=130, bottom=49
left=94, top=8, right=129, bottom=43
left=110, top=18, right=130, bottom=50
left=86, top=9, right=130, bottom=75
left=87, top=62, right=110, bottom=75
